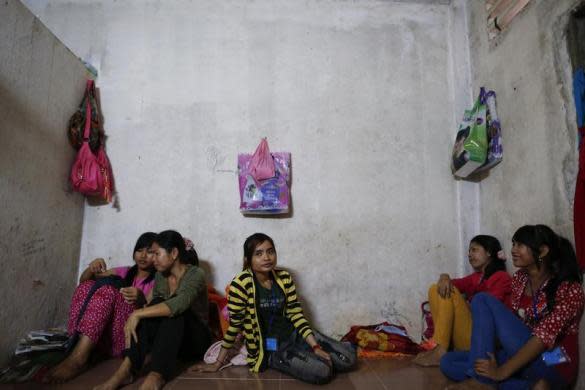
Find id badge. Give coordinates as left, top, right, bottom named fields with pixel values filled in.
left=265, top=337, right=278, bottom=352
left=541, top=346, right=570, bottom=366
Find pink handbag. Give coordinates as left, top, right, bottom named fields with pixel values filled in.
left=249, top=138, right=275, bottom=181
left=69, top=80, right=113, bottom=202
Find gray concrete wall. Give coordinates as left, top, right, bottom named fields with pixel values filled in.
left=0, top=0, right=88, bottom=364
left=467, top=0, right=585, bottom=387
left=22, top=0, right=468, bottom=338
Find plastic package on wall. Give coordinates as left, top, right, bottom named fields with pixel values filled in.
left=238, top=152, right=291, bottom=215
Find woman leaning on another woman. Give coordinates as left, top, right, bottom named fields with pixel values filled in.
left=95, top=230, right=212, bottom=390
left=45, top=232, right=158, bottom=383
left=442, top=225, right=584, bottom=390
left=192, top=232, right=357, bottom=384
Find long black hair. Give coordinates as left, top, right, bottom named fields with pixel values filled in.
left=242, top=233, right=275, bottom=270
left=153, top=230, right=199, bottom=265
left=512, top=224, right=582, bottom=310
left=470, top=235, right=506, bottom=280
left=123, top=232, right=157, bottom=287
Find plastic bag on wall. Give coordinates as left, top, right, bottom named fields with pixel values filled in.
left=238, top=140, right=290, bottom=215
left=451, top=88, right=488, bottom=178
left=475, top=89, right=503, bottom=173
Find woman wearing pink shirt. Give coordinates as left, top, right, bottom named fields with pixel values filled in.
left=45, top=232, right=158, bottom=383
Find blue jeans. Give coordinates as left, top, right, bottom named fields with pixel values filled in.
left=268, top=330, right=357, bottom=384
left=440, top=293, right=565, bottom=389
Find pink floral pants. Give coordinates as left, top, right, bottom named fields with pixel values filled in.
left=67, top=280, right=134, bottom=357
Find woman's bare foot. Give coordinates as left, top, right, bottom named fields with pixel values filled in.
left=412, top=345, right=447, bottom=367
left=445, top=378, right=495, bottom=389
left=139, top=372, right=165, bottom=390
left=93, top=358, right=133, bottom=390
left=532, top=379, right=550, bottom=390
left=43, top=335, right=93, bottom=383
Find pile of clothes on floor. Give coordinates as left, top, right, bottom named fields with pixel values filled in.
left=342, top=322, right=426, bottom=359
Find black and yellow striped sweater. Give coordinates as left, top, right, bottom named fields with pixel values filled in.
left=221, top=268, right=313, bottom=372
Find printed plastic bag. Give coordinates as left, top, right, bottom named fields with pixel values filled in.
left=475, top=89, right=503, bottom=173
left=451, top=88, right=488, bottom=178
left=238, top=140, right=290, bottom=215
left=249, top=138, right=275, bottom=181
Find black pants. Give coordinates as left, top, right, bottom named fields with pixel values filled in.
left=124, top=304, right=212, bottom=380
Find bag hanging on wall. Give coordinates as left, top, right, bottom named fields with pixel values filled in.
left=68, top=80, right=102, bottom=153
left=451, top=88, right=488, bottom=178
left=69, top=81, right=114, bottom=203
left=475, top=89, right=503, bottom=173
left=238, top=139, right=290, bottom=214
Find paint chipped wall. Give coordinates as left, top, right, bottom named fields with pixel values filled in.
left=0, top=0, right=88, bottom=364
left=22, top=0, right=469, bottom=338
left=466, top=0, right=585, bottom=387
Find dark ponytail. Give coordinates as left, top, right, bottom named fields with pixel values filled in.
left=123, top=232, right=157, bottom=287
left=153, top=230, right=194, bottom=264
left=512, top=225, right=582, bottom=310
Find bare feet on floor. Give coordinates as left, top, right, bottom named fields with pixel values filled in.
left=93, top=360, right=133, bottom=390
left=42, top=355, right=86, bottom=384
left=444, top=378, right=495, bottom=389
left=412, top=345, right=447, bottom=367
left=139, top=372, right=165, bottom=390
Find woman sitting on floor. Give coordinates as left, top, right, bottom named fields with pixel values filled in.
left=441, top=225, right=584, bottom=389
left=413, top=235, right=512, bottom=366
left=191, top=232, right=357, bottom=384
left=95, top=230, right=212, bottom=390
left=45, top=232, right=158, bottom=383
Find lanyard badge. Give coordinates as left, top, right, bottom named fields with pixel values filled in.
left=265, top=283, right=280, bottom=352
left=542, top=346, right=570, bottom=366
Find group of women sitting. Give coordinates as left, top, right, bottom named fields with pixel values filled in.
left=44, top=230, right=356, bottom=390
left=41, top=224, right=583, bottom=389
left=414, top=225, right=584, bottom=390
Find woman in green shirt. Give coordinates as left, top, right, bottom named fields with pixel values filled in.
left=94, top=230, right=211, bottom=390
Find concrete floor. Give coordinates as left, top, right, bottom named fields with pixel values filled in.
left=1, top=357, right=454, bottom=389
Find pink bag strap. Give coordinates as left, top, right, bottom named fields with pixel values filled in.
left=83, top=80, right=93, bottom=141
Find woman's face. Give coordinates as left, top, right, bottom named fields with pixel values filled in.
left=133, top=246, right=155, bottom=271
left=151, top=242, right=176, bottom=272
left=511, top=241, right=535, bottom=268
left=250, top=240, right=277, bottom=275
left=468, top=242, right=491, bottom=272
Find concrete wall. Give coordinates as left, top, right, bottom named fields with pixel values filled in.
left=466, top=0, right=585, bottom=387
left=0, top=0, right=88, bottom=364
left=22, top=0, right=469, bottom=337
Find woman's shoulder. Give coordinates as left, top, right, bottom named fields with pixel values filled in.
left=556, top=280, right=585, bottom=299
left=184, top=264, right=205, bottom=278
left=487, top=270, right=512, bottom=281
left=231, top=269, right=254, bottom=284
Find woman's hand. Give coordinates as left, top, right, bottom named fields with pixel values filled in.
left=124, top=312, right=141, bottom=348
left=474, top=352, right=503, bottom=381
left=89, top=258, right=107, bottom=275
left=314, top=347, right=332, bottom=365
left=189, top=361, right=223, bottom=373
left=120, top=287, right=144, bottom=306
left=437, top=273, right=453, bottom=298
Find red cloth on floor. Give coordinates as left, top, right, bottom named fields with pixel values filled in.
left=575, top=127, right=585, bottom=271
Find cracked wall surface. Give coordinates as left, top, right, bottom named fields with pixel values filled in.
left=22, top=0, right=470, bottom=339
left=0, top=0, right=88, bottom=365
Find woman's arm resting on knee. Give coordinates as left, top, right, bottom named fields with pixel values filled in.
left=474, top=336, right=546, bottom=381
left=306, top=334, right=332, bottom=364
left=79, top=258, right=115, bottom=282
left=124, top=303, right=173, bottom=347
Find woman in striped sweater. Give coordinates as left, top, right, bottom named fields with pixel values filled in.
left=192, top=233, right=356, bottom=384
